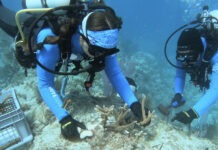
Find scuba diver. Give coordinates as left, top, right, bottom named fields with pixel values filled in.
left=0, top=0, right=151, bottom=140
left=163, top=6, right=218, bottom=124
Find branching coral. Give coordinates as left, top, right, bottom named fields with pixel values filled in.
left=95, top=104, right=137, bottom=132
left=95, top=94, right=153, bottom=132
left=63, top=99, right=72, bottom=109
left=95, top=105, right=115, bottom=128
left=137, top=94, right=153, bottom=126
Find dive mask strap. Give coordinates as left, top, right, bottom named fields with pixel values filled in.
left=88, top=45, right=119, bottom=58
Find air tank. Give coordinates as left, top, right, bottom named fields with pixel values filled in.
left=22, top=0, right=74, bottom=8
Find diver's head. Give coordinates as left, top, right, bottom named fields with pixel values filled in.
left=176, top=28, right=204, bottom=69
left=79, top=10, right=122, bottom=58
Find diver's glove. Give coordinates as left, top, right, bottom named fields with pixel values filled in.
left=171, top=108, right=198, bottom=124
left=60, top=115, right=86, bottom=140
left=171, top=93, right=185, bottom=108
left=130, top=101, right=150, bottom=125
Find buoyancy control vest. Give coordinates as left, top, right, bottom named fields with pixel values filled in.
left=165, top=5, right=218, bottom=91
left=14, top=3, right=120, bottom=92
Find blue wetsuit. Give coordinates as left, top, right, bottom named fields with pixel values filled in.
left=174, top=37, right=218, bottom=117
left=36, top=28, right=137, bottom=121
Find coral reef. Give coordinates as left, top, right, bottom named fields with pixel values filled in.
left=95, top=94, right=153, bottom=132
left=0, top=56, right=217, bottom=150
left=1, top=24, right=218, bottom=149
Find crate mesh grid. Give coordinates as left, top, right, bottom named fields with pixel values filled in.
left=0, top=96, right=17, bottom=116
left=0, top=125, right=21, bottom=148
left=0, top=89, right=33, bottom=150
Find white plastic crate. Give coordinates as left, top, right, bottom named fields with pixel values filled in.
left=0, top=88, right=33, bottom=150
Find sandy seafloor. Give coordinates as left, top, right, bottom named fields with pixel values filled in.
left=0, top=28, right=218, bottom=150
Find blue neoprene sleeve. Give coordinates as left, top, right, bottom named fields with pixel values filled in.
left=36, top=28, right=138, bottom=121
left=174, top=65, right=186, bottom=94
left=104, top=54, right=138, bottom=106
left=193, top=51, right=218, bottom=116
left=36, top=28, right=69, bottom=121
left=174, top=37, right=207, bottom=94
left=174, top=37, right=218, bottom=117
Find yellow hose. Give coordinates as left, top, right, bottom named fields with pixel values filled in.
left=15, top=8, right=52, bottom=47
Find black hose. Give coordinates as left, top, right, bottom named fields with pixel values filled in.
left=28, top=5, right=84, bottom=75
left=28, top=4, right=117, bottom=75
left=164, top=20, right=201, bottom=70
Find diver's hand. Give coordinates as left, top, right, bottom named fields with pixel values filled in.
left=60, top=115, right=86, bottom=140
left=130, top=101, right=151, bottom=126
left=171, top=93, right=185, bottom=108
left=171, top=109, right=198, bottom=124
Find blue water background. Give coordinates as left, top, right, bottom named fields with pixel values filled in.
left=1, top=0, right=22, bottom=12
left=0, top=0, right=218, bottom=144
left=106, top=0, right=218, bottom=61
left=105, top=0, right=218, bottom=141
